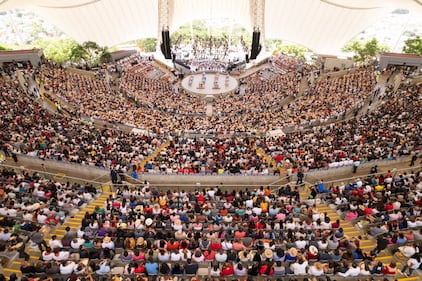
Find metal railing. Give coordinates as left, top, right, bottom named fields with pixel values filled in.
left=0, top=163, right=108, bottom=192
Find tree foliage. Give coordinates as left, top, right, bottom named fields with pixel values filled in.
left=35, top=38, right=77, bottom=64
left=170, top=19, right=251, bottom=47
left=0, top=45, right=9, bottom=50
left=136, top=38, right=157, bottom=53
left=273, top=43, right=309, bottom=59
left=402, top=36, right=422, bottom=56
left=342, top=38, right=390, bottom=62
left=70, top=41, right=111, bottom=67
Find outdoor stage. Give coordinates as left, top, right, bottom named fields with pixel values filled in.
left=180, top=72, right=238, bottom=96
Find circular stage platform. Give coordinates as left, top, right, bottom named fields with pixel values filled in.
left=181, top=72, right=238, bottom=96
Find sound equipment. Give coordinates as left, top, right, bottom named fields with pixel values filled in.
left=250, top=30, right=262, bottom=60
left=160, top=30, right=172, bottom=59
left=245, top=54, right=249, bottom=63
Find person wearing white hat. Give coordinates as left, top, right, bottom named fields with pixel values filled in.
left=145, top=218, right=153, bottom=227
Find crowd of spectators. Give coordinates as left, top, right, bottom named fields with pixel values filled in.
left=146, top=137, right=273, bottom=175
left=1, top=171, right=420, bottom=281
left=257, top=81, right=421, bottom=171
left=1, top=74, right=162, bottom=171
left=1, top=54, right=421, bottom=175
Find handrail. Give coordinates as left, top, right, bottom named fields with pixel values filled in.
left=319, top=164, right=422, bottom=187
left=0, top=163, right=107, bottom=192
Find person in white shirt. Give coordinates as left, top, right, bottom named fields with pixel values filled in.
left=101, top=237, right=115, bottom=249
left=402, top=255, right=422, bottom=276
left=49, top=235, right=63, bottom=249
left=0, top=228, right=11, bottom=241
left=338, top=262, right=360, bottom=277
left=42, top=248, right=55, bottom=261
left=37, top=212, right=47, bottom=224
left=60, top=260, right=76, bottom=274
left=290, top=258, right=308, bottom=275
left=215, top=250, right=228, bottom=262
left=308, top=262, right=324, bottom=276
left=53, top=249, right=70, bottom=261
left=170, top=250, right=181, bottom=261
left=221, top=239, right=232, bottom=251
left=22, top=211, right=33, bottom=221
left=71, top=238, right=84, bottom=249
left=7, top=208, right=17, bottom=217
left=295, top=238, right=307, bottom=249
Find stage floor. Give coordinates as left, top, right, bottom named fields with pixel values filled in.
left=181, top=73, right=238, bottom=96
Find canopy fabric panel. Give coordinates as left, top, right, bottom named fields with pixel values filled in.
left=0, top=0, right=421, bottom=53
left=171, top=0, right=251, bottom=32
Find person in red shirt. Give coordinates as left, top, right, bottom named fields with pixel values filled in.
left=382, top=261, right=397, bottom=275
left=204, top=249, right=216, bottom=261
left=134, top=262, right=145, bottom=274
left=220, top=262, right=234, bottom=276
left=385, top=202, right=394, bottom=211
left=167, top=239, right=179, bottom=251
left=259, top=261, right=274, bottom=275
left=210, top=239, right=222, bottom=251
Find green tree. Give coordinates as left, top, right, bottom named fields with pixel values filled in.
left=70, top=41, right=111, bottom=67
left=265, top=39, right=282, bottom=51
left=0, top=45, right=9, bottom=50
left=273, top=43, right=309, bottom=59
left=136, top=38, right=157, bottom=52
left=35, top=38, right=77, bottom=64
left=403, top=36, right=422, bottom=56
left=343, top=38, right=390, bottom=62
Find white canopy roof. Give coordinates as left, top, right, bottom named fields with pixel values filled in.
left=1, top=0, right=421, bottom=53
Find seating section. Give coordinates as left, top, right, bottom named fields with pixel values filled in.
left=0, top=54, right=422, bottom=281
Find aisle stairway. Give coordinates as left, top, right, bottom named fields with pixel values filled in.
left=2, top=190, right=112, bottom=277
left=255, top=147, right=283, bottom=175
left=139, top=139, right=170, bottom=171
left=315, top=203, right=420, bottom=281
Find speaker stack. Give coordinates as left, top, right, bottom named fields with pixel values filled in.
left=250, top=30, right=262, bottom=60
left=160, top=30, right=172, bottom=59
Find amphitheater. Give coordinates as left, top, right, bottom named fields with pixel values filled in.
left=0, top=1, right=422, bottom=281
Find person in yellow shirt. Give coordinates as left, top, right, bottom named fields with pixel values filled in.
left=260, top=200, right=269, bottom=213
left=374, top=185, right=384, bottom=192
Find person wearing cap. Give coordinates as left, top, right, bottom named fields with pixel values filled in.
left=285, top=247, right=298, bottom=261
left=263, top=248, right=274, bottom=261
left=307, top=245, right=319, bottom=260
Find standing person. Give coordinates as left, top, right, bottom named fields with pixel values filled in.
left=371, top=235, right=388, bottom=255
left=110, top=168, right=118, bottom=184
left=29, top=227, right=48, bottom=252
left=11, top=152, right=18, bottom=163
left=410, top=152, right=417, bottom=167
left=296, top=168, right=304, bottom=185
left=401, top=254, right=421, bottom=276
left=353, top=158, right=360, bottom=174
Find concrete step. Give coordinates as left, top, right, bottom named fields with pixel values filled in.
left=375, top=255, right=393, bottom=261
left=397, top=276, right=421, bottom=281
left=3, top=268, right=21, bottom=274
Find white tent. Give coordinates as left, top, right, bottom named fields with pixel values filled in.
left=1, top=0, right=421, bottom=53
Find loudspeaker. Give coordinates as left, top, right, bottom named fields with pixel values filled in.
left=161, top=30, right=172, bottom=59
left=245, top=54, right=249, bottom=63
left=250, top=31, right=262, bottom=60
